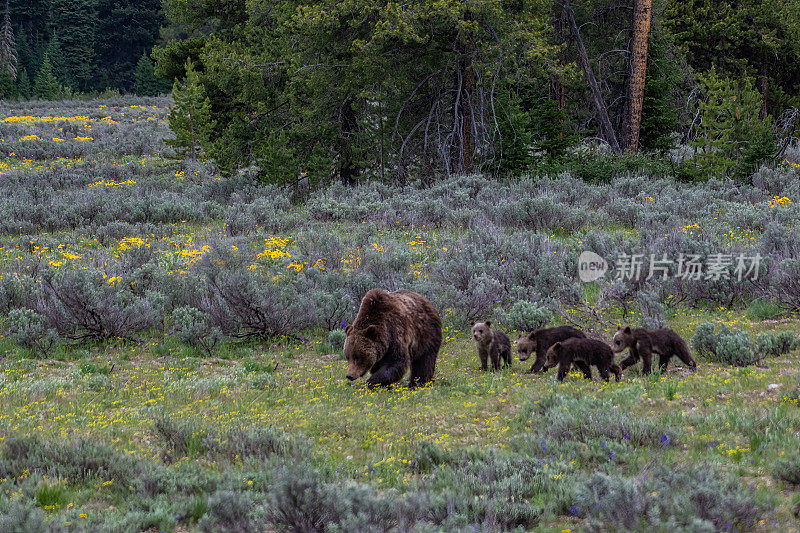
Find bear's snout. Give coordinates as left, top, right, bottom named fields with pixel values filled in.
left=346, top=373, right=357, bottom=381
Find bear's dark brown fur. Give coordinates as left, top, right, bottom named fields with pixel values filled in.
left=612, top=326, right=696, bottom=375
left=545, top=338, right=622, bottom=382
left=517, top=326, right=586, bottom=373
left=472, top=321, right=511, bottom=371
left=344, top=288, right=441, bottom=388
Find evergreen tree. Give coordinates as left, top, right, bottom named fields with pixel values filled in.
left=49, top=0, right=97, bottom=91
left=95, top=0, right=164, bottom=91
left=683, top=68, right=775, bottom=181
left=0, top=0, right=16, bottom=80
left=638, top=31, right=681, bottom=153
left=167, top=59, right=215, bottom=161
left=32, top=53, right=62, bottom=98
left=133, top=51, right=169, bottom=96
left=16, top=66, right=29, bottom=98
left=0, top=70, right=15, bottom=98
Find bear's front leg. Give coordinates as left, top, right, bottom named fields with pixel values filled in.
left=619, top=349, right=640, bottom=371
left=556, top=360, right=570, bottom=382
left=490, top=346, right=501, bottom=371
left=366, top=363, right=407, bottom=388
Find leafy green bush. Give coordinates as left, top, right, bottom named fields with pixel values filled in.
left=757, top=331, right=797, bottom=358
left=773, top=455, right=800, bottom=486
left=692, top=322, right=764, bottom=367
left=328, top=329, right=346, bottom=355
left=198, top=490, right=254, bottom=533
left=7, top=308, right=58, bottom=356
left=171, top=306, right=222, bottom=356
left=503, top=300, right=552, bottom=332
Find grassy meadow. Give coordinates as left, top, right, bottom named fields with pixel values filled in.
left=0, top=97, right=798, bottom=531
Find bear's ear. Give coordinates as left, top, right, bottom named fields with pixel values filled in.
left=617, top=326, right=622, bottom=331
left=345, top=325, right=352, bottom=335
left=553, top=342, right=562, bottom=351
left=365, top=325, right=379, bottom=340
left=471, top=321, right=475, bottom=326
left=623, top=326, right=632, bottom=334
left=485, top=320, right=491, bottom=328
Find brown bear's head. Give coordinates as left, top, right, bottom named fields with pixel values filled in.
left=471, top=321, right=493, bottom=345
left=344, top=324, right=384, bottom=381
left=612, top=326, right=634, bottom=353
left=544, top=342, right=562, bottom=368
left=516, top=332, right=536, bottom=361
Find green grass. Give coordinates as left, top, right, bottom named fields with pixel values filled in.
left=0, top=313, right=798, bottom=528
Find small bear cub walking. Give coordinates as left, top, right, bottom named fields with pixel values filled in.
left=472, top=321, right=512, bottom=371
left=545, top=338, right=621, bottom=382
left=612, top=326, right=696, bottom=375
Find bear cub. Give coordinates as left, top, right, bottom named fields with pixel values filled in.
left=612, top=326, right=697, bottom=375
left=517, top=326, right=586, bottom=373
left=472, top=321, right=512, bottom=371
left=545, top=338, right=622, bottom=382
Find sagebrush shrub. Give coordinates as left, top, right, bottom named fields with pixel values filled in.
left=328, top=329, right=346, bottom=353
left=37, top=269, right=154, bottom=340
left=7, top=308, right=58, bottom=356
left=575, top=465, right=765, bottom=532
left=692, top=322, right=764, bottom=367
left=171, top=306, right=222, bottom=356
left=503, top=300, right=552, bottom=332
left=205, top=269, right=314, bottom=339
left=773, top=455, right=800, bottom=486
left=517, top=394, right=678, bottom=448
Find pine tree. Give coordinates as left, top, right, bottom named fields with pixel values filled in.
left=33, top=53, right=62, bottom=99
left=17, top=67, right=30, bottom=99
left=49, top=0, right=97, bottom=92
left=167, top=59, right=215, bottom=161
left=0, top=0, right=16, bottom=81
left=133, top=51, right=169, bottom=96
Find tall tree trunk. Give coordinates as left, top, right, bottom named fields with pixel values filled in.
left=758, top=62, right=769, bottom=120
left=621, top=0, right=652, bottom=153
left=562, top=0, right=620, bottom=152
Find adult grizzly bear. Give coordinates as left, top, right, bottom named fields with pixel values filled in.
left=517, top=326, right=587, bottom=374
left=471, top=321, right=511, bottom=371
left=344, top=289, right=441, bottom=388
left=612, top=326, right=697, bottom=375
left=545, top=338, right=621, bottom=382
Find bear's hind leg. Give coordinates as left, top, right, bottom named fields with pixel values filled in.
left=573, top=360, right=593, bottom=380
left=501, top=345, right=512, bottom=368
left=639, top=346, right=653, bottom=375
left=409, top=350, right=437, bottom=388
left=658, top=352, right=671, bottom=373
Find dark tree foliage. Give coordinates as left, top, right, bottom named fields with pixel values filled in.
left=4, top=0, right=167, bottom=97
